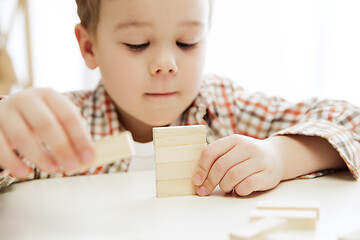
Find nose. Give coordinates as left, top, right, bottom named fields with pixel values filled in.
left=149, top=52, right=178, bottom=76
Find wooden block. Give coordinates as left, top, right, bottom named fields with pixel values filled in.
left=155, top=143, right=206, bottom=163
left=156, top=178, right=196, bottom=198
left=230, top=218, right=288, bottom=240
left=153, top=125, right=206, bottom=147
left=156, top=161, right=198, bottom=180
left=250, top=209, right=317, bottom=230
left=263, top=231, right=316, bottom=240
left=68, top=131, right=135, bottom=174
left=153, top=125, right=207, bottom=198
left=256, top=201, right=320, bottom=219
left=339, top=229, right=360, bottom=240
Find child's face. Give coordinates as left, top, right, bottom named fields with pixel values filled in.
left=91, top=0, right=210, bottom=127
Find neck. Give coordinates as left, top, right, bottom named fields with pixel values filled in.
left=116, top=109, right=154, bottom=143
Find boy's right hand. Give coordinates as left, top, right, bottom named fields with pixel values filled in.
left=0, top=88, right=95, bottom=179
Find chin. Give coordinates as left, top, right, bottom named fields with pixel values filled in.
left=144, top=113, right=180, bottom=127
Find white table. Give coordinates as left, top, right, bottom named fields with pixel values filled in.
left=0, top=170, right=359, bottom=240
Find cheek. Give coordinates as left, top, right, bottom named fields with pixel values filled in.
left=98, top=52, right=144, bottom=89
left=180, top=49, right=206, bottom=91
left=185, top=45, right=207, bottom=74
left=98, top=57, right=145, bottom=108
left=95, top=39, right=142, bottom=80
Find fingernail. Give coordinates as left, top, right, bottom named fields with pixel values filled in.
left=64, top=159, right=77, bottom=171
left=197, top=186, right=207, bottom=196
left=81, top=150, right=94, bottom=164
left=193, top=174, right=202, bottom=185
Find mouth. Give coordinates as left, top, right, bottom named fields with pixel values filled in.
left=145, top=92, right=177, bottom=97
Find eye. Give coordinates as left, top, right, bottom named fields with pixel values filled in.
left=176, top=42, right=198, bottom=50
left=124, top=43, right=150, bottom=51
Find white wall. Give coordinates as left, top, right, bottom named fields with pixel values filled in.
left=205, top=0, right=360, bottom=103
left=29, top=0, right=100, bottom=92
left=1, top=0, right=360, bottom=104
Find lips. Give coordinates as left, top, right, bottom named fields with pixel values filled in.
left=145, top=92, right=177, bottom=97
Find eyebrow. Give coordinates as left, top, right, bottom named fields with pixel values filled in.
left=115, top=21, right=152, bottom=31
left=114, top=20, right=205, bottom=31
left=178, top=21, right=205, bottom=28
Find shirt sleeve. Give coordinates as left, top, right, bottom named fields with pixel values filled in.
left=0, top=173, right=15, bottom=190
left=214, top=77, right=360, bottom=179
left=269, top=100, right=360, bottom=179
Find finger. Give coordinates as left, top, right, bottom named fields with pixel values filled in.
left=0, top=130, right=30, bottom=179
left=234, top=171, right=265, bottom=196
left=196, top=178, right=215, bottom=196
left=219, top=158, right=263, bottom=193
left=42, top=91, right=94, bottom=164
left=200, top=146, right=252, bottom=194
left=18, top=97, right=82, bottom=172
left=0, top=111, right=58, bottom=173
left=192, top=135, right=238, bottom=186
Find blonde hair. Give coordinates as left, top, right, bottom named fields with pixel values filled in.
left=76, top=0, right=214, bottom=35
left=75, top=0, right=101, bottom=34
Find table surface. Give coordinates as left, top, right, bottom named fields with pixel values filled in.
left=0, top=170, right=359, bottom=240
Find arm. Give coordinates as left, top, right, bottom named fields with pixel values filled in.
left=192, top=133, right=346, bottom=197
left=267, top=135, right=345, bottom=181
left=192, top=76, right=360, bottom=196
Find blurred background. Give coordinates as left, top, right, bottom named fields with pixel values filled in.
left=0, top=0, right=359, bottom=103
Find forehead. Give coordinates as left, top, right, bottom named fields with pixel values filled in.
left=99, top=0, right=210, bottom=28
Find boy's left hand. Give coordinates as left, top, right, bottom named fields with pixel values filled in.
left=192, top=134, right=284, bottom=196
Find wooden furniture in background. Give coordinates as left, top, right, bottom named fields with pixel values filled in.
left=0, top=47, right=17, bottom=94
left=0, top=0, right=33, bottom=95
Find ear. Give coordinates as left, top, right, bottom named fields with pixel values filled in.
left=75, top=24, right=98, bottom=69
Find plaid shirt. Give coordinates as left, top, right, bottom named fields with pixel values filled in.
left=1, top=74, right=359, bottom=188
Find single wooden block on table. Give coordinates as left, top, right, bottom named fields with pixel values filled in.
left=250, top=209, right=317, bottom=230
left=256, top=201, right=320, bottom=219
left=68, top=131, right=135, bottom=175
left=153, top=125, right=207, bottom=198
left=229, top=217, right=288, bottom=240
left=339, top=229, right=360, bottom=240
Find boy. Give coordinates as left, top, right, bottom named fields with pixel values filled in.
left=0, top=0, right=358, bottom=196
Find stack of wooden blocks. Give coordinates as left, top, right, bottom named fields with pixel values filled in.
left=153, top=125, right=207, bottom=198
left=230, top=201, right=320, bottom=240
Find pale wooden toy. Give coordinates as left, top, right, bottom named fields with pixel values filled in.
left=0, top=47, right=17, bottom=94
left=250, top=209, right=317, bottom=230
left=339, top=229, right=360, bottom=240
left=230, top=202, right=320, bottom=239
left=153, top=125, right=207, bottom=198
left=0, top=0, right=34, bottom=94
left=256, top=201, right=320, bottom=219
left=230, top=218, right=288, bottom=240
left=68, top=131, right=135, bottom=174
